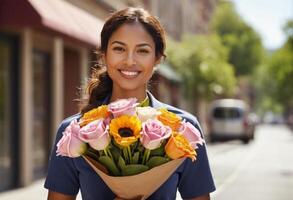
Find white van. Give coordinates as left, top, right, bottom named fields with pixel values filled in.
left=207, top=99, right=254, bottom=144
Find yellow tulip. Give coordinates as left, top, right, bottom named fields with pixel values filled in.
left=80, top=105, right=110, bottom=127
left=165, top=133, right=196, bottom=161
left=157, top=109, right=182, bottom=131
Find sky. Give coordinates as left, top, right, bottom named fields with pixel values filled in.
left=231, top=0, right=293, bottom=50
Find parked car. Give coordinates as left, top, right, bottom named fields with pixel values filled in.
left=207, top=99, right=254, bottom=144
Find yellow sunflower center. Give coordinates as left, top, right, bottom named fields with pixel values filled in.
left=109, top=115, right=142, bottom=147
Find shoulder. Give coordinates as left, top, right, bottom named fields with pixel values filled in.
left=160, top=102, right=203, bottom=135
left=57, top=113, right=82, bottom=133
left=148, top=92, right=203, bottom=133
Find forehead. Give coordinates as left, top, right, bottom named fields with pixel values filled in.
left=108, top=22, right=155, bottom=46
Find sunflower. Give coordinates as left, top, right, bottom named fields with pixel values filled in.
left=80, top=105, right=110, bottom=127
left=109, top=115, right=142, bottom=147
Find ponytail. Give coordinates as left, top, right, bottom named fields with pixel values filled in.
left=80, top=64, right=112, bottom=114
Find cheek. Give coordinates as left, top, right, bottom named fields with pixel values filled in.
left=105, top=52, right=123, bottom=69
left=143, top=56, right=157, bottom=72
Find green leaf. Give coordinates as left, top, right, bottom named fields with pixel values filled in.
left=150, top=146, right=165, bottom=156
left=109, top=145, right=121, bottom=163
left=98, top=156, right=120, bottom=176
left=146, top=156, right=170, bottom=169
left=118, top=156, right=126, bottom=169
left=132, top=152, right=140, bottom=164
left=121, top=164, right=149, bottom=176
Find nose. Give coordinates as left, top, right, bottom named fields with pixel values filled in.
left=125, top=52, right=136, bottom=66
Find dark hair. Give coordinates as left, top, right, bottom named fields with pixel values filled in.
left=80, top=7, right=166, bottom=113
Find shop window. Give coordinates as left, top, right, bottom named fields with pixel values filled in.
left=32, top=50, right=51, bottom=179
left=0, top=34, right=19, bottom=191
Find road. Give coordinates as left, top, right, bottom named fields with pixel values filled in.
left=208, top=124, right=293, bottom=200
left=0, top=124, right=292, bottom=200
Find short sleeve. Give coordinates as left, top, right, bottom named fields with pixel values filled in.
left=178, top=120, right=216, bottom=198
left=44, top=120, right=80, bottom=195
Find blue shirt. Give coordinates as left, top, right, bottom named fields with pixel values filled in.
left=44, top=92, right=216, bottom=199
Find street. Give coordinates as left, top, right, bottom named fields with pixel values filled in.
left=209, top=124, right=293, bottom=200
left=0, top=124, right=292, bottom=200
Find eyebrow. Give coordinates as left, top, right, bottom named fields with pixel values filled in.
left=110, top=41, right=153, bottom=48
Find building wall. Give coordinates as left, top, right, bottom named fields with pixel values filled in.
left=65, top=0, right=144, bottom=20
left=145, top=0, right=216, bottom=40
left=0, top=27, right=92, bottom=191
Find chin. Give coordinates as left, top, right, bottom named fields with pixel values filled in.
left=115, top=82, right=145, bottom=93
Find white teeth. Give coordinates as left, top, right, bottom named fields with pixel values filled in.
left=120, top=70, right=139, bottom=76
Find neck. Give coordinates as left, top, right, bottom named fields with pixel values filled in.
left=110, top=88, right=147, bottom=103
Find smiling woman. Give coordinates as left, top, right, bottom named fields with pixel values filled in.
left=104, top=22, right=158, bottom=102
left=44, top=7, right=215, bottom=200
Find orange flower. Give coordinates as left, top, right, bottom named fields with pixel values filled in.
left=157, top=109, right=181, bottom=131
left=80, top=105, right=110, bottom=127
left=109, top=115, right=142, bottom=147
left=165, top=133, right=196, bottom=161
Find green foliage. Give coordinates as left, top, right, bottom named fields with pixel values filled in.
left=210, top=2, right=264, bottom=76
left=267, top=47, right=293, bottom=108
left=255, top=20, right=293, bottom=113
left=283, top=20, right=293, bottom=50
left=166, top=35, right=236, bottom=100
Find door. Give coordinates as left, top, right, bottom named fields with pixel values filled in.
left=0, top=33, right=19, bottom=191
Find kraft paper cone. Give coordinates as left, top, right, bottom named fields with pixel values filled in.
left=83, top=155, right=185, bottom=200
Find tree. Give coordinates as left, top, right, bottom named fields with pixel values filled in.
left=255, top=20, right=293, bottom=115
left=210, top=1, right=264, bottom=76
left=283, top=20, right=293, bottom=50
left=166, top=34, right=236, bottom=101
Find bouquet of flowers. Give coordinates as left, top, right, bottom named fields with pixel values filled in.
left=56, top=98, right=204, bottom=199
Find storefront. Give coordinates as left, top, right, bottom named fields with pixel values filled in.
left=0, top=0, right=103, bottom=190
left=0, top=33, right=20, bottom=191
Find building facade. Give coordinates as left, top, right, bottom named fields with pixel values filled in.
left=0, top=0, right=106, bottom=191
left=0, top=0, right=216, bottom=192
left=144, top=0, right=217, bottom=40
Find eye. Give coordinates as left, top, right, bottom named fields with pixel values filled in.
left=112, top=46, right=125, bottom=53
left=137, top=48, right=150, bottom=54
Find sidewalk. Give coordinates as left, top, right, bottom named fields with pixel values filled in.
left=0, top=179, right=81, bottom=200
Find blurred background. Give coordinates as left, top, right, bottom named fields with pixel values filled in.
left=0, top=0, right=292, bottom=199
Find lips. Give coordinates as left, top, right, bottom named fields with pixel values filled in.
left=119, top=70, right=141, bottom=78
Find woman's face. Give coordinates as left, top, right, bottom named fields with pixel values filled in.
left=104, top=22, right=159, bottom=96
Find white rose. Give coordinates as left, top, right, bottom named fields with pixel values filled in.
left=136, top=106, right=161, bottom=122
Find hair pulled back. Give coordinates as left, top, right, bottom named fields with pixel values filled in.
left=80, top=7, right=166, bottom=113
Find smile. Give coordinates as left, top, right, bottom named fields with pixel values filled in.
left=119, top=70, right=140, bottom=78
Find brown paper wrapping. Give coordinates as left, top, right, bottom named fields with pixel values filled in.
left=83, top=155, right=185, bottom=200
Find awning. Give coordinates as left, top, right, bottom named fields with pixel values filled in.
left=0, top=0, right=104, bottom=46
left=156, top=63, right=182, bottom=83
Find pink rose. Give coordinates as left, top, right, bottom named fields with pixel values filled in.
left=79, top=119, right=110, bottom=150
left=140, top=119, right=172, bottom=150
left=108, top=98, right=138, bottom=118
left=180, top=121, right=204, bottom=149
left=56, top=120, right=87, bottom=157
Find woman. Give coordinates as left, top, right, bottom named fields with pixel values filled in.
left=45, top=7, right=215, bottom=200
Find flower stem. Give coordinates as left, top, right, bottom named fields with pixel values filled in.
left=142, top=149, right=151, bottom=165
left=104, top=146, right=113, bottom=159
left=103, top=149, right=109, bottom=157
left=127, top=146, right=133, bottom=164
left=123, top=148, right=129, bottom=164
